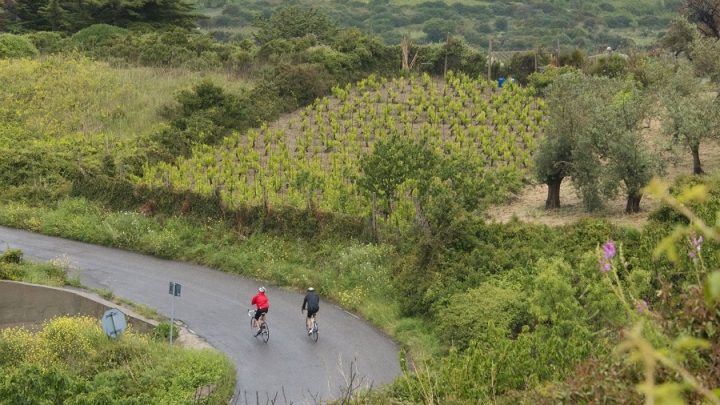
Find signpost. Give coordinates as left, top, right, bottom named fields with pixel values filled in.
left=169, top=281, right=182, bottom=345
left=101, top=308, right=127, bottom=339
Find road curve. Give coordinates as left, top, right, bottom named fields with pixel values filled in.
left=0, top=226, right=401, bottom=404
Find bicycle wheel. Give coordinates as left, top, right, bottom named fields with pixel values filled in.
left=249, top=310, right=255, bottom=332
left=310, top=320, right=318, bottom=342
left=261, top=323, right=270, bottom=343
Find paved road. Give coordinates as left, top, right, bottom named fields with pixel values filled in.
left=0, top=226, right=401, bottom=404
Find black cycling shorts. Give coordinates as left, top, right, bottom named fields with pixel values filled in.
left=254, top=308, right=268, bottom=320
left=306, top=308, right=318, bottom=318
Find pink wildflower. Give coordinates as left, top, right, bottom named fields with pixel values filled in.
left=603, top=240, right=616, bottom=259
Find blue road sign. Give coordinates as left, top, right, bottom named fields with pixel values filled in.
left=101, top=308, right=127, bottom=339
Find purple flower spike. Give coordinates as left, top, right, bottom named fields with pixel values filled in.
left=636, top=299, right=648, bottom=314
left=602, top=261, right=611, bottom=273
left=603, top=240, right=616, bottom=259
left=688, top=232, right=704, bottom=258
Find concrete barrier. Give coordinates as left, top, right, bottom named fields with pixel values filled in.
left=0, top=281, right=156, bottom=332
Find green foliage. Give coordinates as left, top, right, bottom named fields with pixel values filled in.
left=358, top=134, right=436, bottom=214
left=1, top=248, right=24, bottom=264
left=152, top=321, right=179, bottom=341
left=0, top=33, right=39, bottom=57
left=142, top=72, right=541, bottom=229
left=686, top=0, right=720, bottom=39
left=422, top=18, right=455, bottom=42
left=199, top=0, right=675, bottom=51
left=507, top=50, right=550, bottom=84
left=690, top=35, right=720, bottom=84
left=534, top=72, right=601, bottom=208
left=536, top=72, right=662, bottom=212
left=271, top=63, right=331, bottom=108
left=661, top=63, right=720, bottom=174
left=69, top=24, right=128, bottom=50
left=253, top=6, right=338, bottom=44
left=23, top=31, right=67, bottom=53
left=527, top=65, right=578, bottom=96
left=590, top=54, right=629, bottom=78
left=662, top=17, right=699, bottom=56
left=433, top=280, right=527, bottom=349
left=4, top=0, right=201, bottom=32
left=0, top=316, right=235, bottom=404
left=0, top=248, right=76, bottom=286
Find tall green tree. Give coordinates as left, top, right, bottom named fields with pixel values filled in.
left=39, top=0, right=68, bottom=31
left=357, top=134, right=435, bottom=217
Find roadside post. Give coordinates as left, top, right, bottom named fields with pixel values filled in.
left=169, top=281, right=182, bottom=345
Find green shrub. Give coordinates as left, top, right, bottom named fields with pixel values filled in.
left=70, top=24, right=129, bottom=50
left=1, top=248, right=23, bottom=264
left=0, top=364, right=79, bottom=404
left=589, top=54, right=629, bottom=78
left=152, top=321, right=179, bottom=342
left=528, top=66, right=579, bottom=96
left=23, top=31, right=67, bottom=54
left=0, top=34, right=39, bottom=58
left=0, top=316, right=234, bottom=404
left=433, top=280, right=528, bottom=349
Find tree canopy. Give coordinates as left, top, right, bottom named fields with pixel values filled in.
left=252, top=6, right=337, bottom=45
left=1, top=0, right=201, bottom=32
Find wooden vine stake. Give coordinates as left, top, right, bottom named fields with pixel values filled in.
left=401, top=35, right=419, bottom=71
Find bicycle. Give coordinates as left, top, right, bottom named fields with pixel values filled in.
left=248, top=309, right=269, bottom=343
left=303, top=310, right=318, bottom=342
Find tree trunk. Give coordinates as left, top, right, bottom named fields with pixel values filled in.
left=411, top=193, right=431, bottom=235
left=691, top=145, right=704, bottom=175
left=545, top=176, right=563, bottom=209
left=625, top=192, right=642, bottom=214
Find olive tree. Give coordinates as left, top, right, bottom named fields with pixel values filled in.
left=593, top=81, right=664, bottom=213
left=686, top=0, right=720, bottom=39
left=535, top=73, right=611, bottom=209
left=662, top=63, right=720, bottom=174
left=537, top=73, right=663, bottom=213
left=689, top=35, right=720, bottom=84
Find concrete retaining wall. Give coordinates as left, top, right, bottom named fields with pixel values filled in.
left=0, top=281, right=155, bottom=332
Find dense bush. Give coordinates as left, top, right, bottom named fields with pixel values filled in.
left=0, top=33, right=39, bottom=57
left=69, top=24, right=129, bottom=50
left=588, top=54, right=629, bottom=78
left=23, top=31, right=67, bottom=53
left=0, top=316, right=235, bottom=404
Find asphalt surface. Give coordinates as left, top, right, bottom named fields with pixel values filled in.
left=0, top=226, right=401, bottom=404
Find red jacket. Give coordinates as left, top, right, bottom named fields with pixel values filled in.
left=251, top=292, right=269, bottom=309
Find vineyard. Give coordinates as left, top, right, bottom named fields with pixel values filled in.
left=139, top=71, right=545, bottom=218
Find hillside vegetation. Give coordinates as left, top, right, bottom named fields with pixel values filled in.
left=0, top=316, right=235, bottom=404
left=2, top=1, right=720, bottom=403
left=199, top=0, right=682, bottom=50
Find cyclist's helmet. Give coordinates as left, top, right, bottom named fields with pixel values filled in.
left=307, top=287, right=315, bottom=292
left=258, top=286, right=266, bottom=293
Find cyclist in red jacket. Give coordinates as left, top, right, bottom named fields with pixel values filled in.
left=251, top=286, right=269, bottom=334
